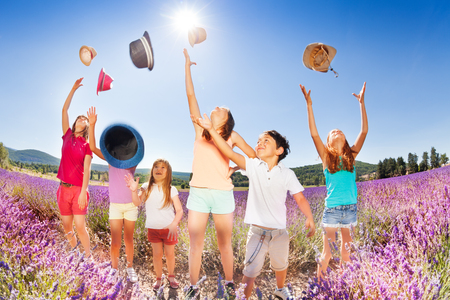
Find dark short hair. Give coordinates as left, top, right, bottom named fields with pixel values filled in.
left=263, top=130, right=290, bottom=162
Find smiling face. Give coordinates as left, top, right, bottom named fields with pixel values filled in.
left=255, top=133, right=284, bottom=161
left=152, top=162, right=168, bottom=183
left=72, top=115, right=89, bottom=139
left=327, top=129, right=346, bottom=150
left=210, top=106, right=229, bottom=127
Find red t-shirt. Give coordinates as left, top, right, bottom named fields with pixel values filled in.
left=57, top=128, right=93, bottom=186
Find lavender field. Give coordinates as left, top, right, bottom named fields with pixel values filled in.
left=0, top=166, right=449, bottom=299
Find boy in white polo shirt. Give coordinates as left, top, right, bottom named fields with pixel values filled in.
left=192, top=115, right=316, bottom=300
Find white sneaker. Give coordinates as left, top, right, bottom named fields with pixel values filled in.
left=126, top=267, right=138, bottom=283
left=273, top=287, right=294, bottom=300
left=109, top=268, right=118, bottom=276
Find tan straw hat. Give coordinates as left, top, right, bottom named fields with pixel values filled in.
left=79, top=46, right=97, bottom=66
left=188, top=27, right=207, bottom=47
left=303, top=43, right=338, bottom=77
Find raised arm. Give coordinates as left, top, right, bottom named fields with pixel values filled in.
left=124, top=174, right=144, bottom=207
left=62, top=78, right=83, bottom=135
left=87, top=107, right=105, bottom=160
left=183, top=48, right=202, bottom=138
left=351, top=82, right=368, bottom=157
left=231, top=131, right=257, bottom=159
left=192, top=114, right=247, bottom=170
left=300, top=84, right=326, bottom=162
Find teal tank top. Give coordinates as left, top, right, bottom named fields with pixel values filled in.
left=324, top=167, right=357, bottom=208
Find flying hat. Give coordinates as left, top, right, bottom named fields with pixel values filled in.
left=129, top=31, right=154, bottom=70
left=303, top=43, right=338, bottom=77
left=79, top=46, right=97, bottom=66
left=188, top=27, right=207, bottom=47
left=97, top=68, right=114, bottom=95
left=99, top=123, right=145, bottom=169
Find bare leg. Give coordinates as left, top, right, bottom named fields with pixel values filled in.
left=165, top=244, right=176, bottom=276
left=152, top=242, right=164, bottom=279
left=317, top=227, right=337, bottom=279
left=61, top=215, right=77, bottom=248
left=187, top=210, right=209, bottom=285
left=275, top=268, right=287, bottom=289
left=340, top=228, right=352, bottom=263
left=73, top=215, right=91, bottom=257
left=123, top=219, right=136, bottom=267
left=109, top=219, right=123, bottom=269
left=242, top=275, right=256, bottom=299
left=212, top=213, right=234, bottom=282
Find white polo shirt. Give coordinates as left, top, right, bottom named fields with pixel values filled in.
left=141, top=182, right=179, bottom=229
left=244, top=157, right=304, bottom=229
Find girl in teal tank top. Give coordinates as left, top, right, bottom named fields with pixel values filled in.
left=300, top=82, right=368, bottom=280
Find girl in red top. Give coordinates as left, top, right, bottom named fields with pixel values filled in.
left=57, top=78, right=93, bottom=257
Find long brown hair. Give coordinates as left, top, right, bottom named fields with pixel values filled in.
left=325, top=138, right=356, bottom=174
left=144, top=159, right=173, bottom=209
left=71, top=115, right=89, bottom=140
left=202, top=110, right=235, bottom=141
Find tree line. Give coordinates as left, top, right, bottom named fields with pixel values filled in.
left=377, top=147, right=448, bottom=179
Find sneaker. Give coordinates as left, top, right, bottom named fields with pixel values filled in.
left=224, top=282, right=236, bottom=300
left=184, top=285, right=200, bottom=300
left=273, top=287, right=294, bottom=300
left=126, top=267, right=138, bottom=283
left=109, top=268, right=118, bottom=276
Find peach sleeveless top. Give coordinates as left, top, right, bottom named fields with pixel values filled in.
left=189, top=137, right=234, bottom=191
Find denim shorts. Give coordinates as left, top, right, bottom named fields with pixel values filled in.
left=186, top=187, right=235, bottom=214
left=321, top=204, right=357, bottom=228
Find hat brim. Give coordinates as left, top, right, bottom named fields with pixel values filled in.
left=143, top=31, right=154, bottom=70
left=97, top=68, right=105, bottom=95
left=302, top=43, right=337, bottom=71
left=99, top=123, right=145, bottom=169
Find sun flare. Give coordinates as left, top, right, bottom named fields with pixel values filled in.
left=174, top=10, right=198, bottom=32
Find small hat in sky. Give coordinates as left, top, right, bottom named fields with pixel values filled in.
left=303, top=43, right=338, bottom=77
left=129, top=31, right=154, bottom=70
left=79, top=46, right=97, bottom=66
left=100, top=123, right=145, bottom=169
left=97, top=68, right=114, bottom=95
left=188, top=27, right=207, bottom=47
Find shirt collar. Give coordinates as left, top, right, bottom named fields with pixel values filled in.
left=257, top=158, right=284, bottom=170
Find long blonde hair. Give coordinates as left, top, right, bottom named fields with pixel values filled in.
left=144, top=159, right=173, bottom=209
left=325, top=137, right=356, bottom=174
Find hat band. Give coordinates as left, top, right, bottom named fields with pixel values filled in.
left=140, top=37, right=151, bottom=69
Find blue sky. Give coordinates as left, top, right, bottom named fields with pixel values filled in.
left=1, top=0, right=449, bottom=172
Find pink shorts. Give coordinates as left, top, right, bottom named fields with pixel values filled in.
left=57, top=185, right=89, bottom=215
left=147, top=228, right=178, bottom=245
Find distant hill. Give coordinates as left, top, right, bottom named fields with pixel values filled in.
left=5, top=146, right=377, bottom=184
left=5, top=147, right=191, bottom=180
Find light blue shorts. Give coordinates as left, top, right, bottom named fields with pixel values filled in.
left=187, top=187, right=235, bottom=214
left=322, top=204, right=357, bottom=229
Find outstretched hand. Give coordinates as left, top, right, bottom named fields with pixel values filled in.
left=72, top=78, right=84, bottom=92
left=124, top=174, right=139, bottom=192
left=352, top=82, right=366, bottom=104
left=87, top=106, right=97, bottom=126
left=183, top=48, right=197, bottom=67
left=190, top=113, right=213, bottom=131
left=299, top=84, right=312, bottom=106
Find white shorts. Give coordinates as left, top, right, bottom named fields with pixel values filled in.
left=109, top=202, right=138, bottom=221
left=242, top=225, right=289, bottom=278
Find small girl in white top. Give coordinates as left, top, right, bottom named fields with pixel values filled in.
left=125, top=158, right=183, bottom=291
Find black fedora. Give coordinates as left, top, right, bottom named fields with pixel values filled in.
left=99, top=124, right=145, bottom=169
left=129, top=31, right=154, bottom=71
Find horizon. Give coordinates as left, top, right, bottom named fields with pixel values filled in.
left=1, top=1, right=449, bottom=172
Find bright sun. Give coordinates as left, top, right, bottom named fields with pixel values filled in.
left=174, top=11, right=198, bottom=32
